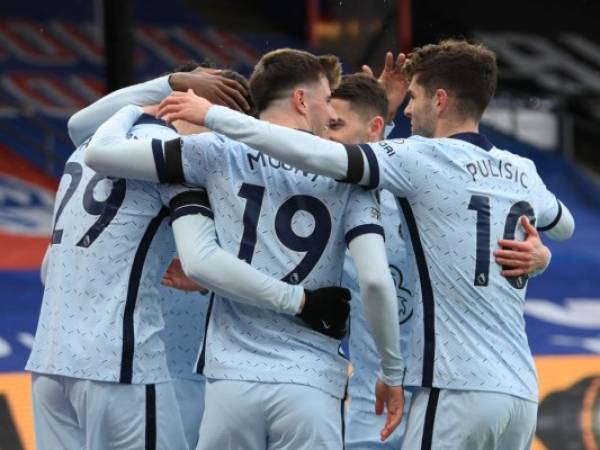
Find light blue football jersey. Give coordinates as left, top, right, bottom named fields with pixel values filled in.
left=177, top=132, right=384, bottom=399
left=157, top=266, right=208, bottom=381
left=26, top=117, right=207, bottom=384
left=345, top=190, right=416, bottom=412
left=356, top=133, right=562, bottom=402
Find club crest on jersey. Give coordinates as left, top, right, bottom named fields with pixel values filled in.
left=370, top=207, right=381, bottom=220
left=81, top=235, right=91, bottom=247
left=389, top=264, right=413, bottom=323
left=477, top=272, right=487, bottom=285
left=369, top=191, right=381, bottom=220
left=515, top=276, right=524, bottom=289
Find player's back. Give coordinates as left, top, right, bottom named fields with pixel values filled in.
left=379, top=133, right=559, bottom=402
left=157, top=270, right=208, bottom=381
left=181, top=132, right=382, bottom=399
left=27, top=120, right=184, bottom=384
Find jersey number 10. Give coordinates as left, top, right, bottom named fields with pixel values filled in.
left=468, top=195, right=535, bottom=290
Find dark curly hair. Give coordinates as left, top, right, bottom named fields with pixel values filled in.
left=403, top=39, right=497, bottom=120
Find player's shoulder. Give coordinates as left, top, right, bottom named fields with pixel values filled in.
left=345, top=184, right=380, bottom=208
left=491, top=146, right=539, bottom=173
left=438, top=135, right=494, bottom=155
left=371, top=135, right=435, bottom=154
left=408, top=135, right=435, bottom=146
left=130, top=119, right=179, bottom=141
left=182, top=131, right=250, bottom=157
left=68, top=145, right=86, bottom=164
left=67, top=135, right=95, bottom=163
left=183, top=130, right=232, bottom=146
left=215, top=132, right=254, bottom=153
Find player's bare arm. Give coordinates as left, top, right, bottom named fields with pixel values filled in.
left=361, top=52, right=409, bottom=123
left=375, top=379, right=405, bottom=442
left=161, top=257, right=210, bottom=293
left=68, top=70, right=249, bottom=146
left=158, top=89, right=213, bottom=125
left=168, top=70, right=250, bottom=112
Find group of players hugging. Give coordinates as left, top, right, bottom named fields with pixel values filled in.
left=27, top=38, right=574, bottom=450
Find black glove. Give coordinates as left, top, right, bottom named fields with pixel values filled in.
left=298, top=287, right=351, bottom=339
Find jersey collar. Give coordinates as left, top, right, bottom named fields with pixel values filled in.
left=134, top=113, right=177, bottom=131
left=448, top=132, right=493, bottom=151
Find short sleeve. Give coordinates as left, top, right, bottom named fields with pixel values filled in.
left=360, top=137, right=430, bottom=196
left=530, top=172, right=561, bottom=231
left=343, top=187, right=385, bottom=247
left=166, top=189, right=213, bottom=222
left=157, top=183, right=212, bottom=221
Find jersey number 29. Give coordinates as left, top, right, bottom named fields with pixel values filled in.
left=51, top=161, right=126, bottom=247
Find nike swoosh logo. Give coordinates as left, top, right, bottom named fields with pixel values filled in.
left=321, top=320, right=332, bottom=330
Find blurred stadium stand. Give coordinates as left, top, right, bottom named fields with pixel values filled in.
left=0, top=1, right=598, bottom=449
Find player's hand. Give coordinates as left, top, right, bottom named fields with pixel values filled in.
left=375, top=379, right=405, bottom=441
left=191, top=67, right=223, bottom=76
left=161, top=257, right=210, bottom=294
left=362, top=52, right=408, bottom=122
left=494, top=216, right=551, bottom=277
left=158, top=90, right=213, bottom=125
left=298, top=287, right=351, bottom=339
left=169, top=71, right=250, bottom=112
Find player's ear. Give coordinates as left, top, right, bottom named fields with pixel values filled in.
left=292, top=88, right=308, bottom=115
left=368, top=116, right=385, bottom=141
left=434, top=88, right=449, bottom=114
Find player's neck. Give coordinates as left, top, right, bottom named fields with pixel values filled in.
left=260, top=108, right=311, bottom=133
left=433, top=117, right=479, bottom=139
